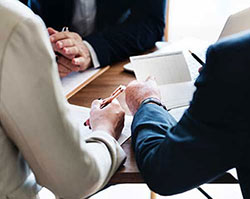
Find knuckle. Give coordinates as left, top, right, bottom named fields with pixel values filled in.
left=72, top=33, right=79, bottom=39
left=127, top=80, right=139, bottom=88
left=69, top=39, right=74, bottom=46
left=63, top=32, right=68, bottom=38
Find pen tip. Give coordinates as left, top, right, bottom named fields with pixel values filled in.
left=188, top=50, right=192, bottom=54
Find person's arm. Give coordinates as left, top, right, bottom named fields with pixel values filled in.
left=131, top=103, right=239, bottom=196
left=84, top=0, right=167, bottom=67
left=0, top=15, right=125, bottom=199
left=126, top=34, right=250, bottom=195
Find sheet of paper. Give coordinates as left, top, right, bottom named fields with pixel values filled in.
left=61, top=68, right=101, bottom=96
left=219, top=7, right=250, bottom=40
left=159, top=81, right=196, bottom=110
left=169, top=106, right=189, bottom=121
left=200, top=184, right=242, bottom=199
left=131, top=52, right=192, bottom=85
left=68, top=104, right=132, bottom=145
left=124, top=38, right=209, bottom=81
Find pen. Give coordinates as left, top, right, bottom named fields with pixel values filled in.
left=188, top=50, right=205, bottom=66
left=61, top=26, right=69, bottom=32
left=84, top=85, right=126, bottom=127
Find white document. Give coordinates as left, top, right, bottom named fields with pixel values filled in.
left=218, top=7, right=250, bottom=40
left=159, top=81, right=196, bottom=110
left=169, top=106, right=188, bottom=121
left=68, top=104, right=132, bottom=145
left=124, top=38, right=209, bottom=79
left=61, top=68, right=101, bottom=97
left=131, top=52, right=191, bottom=85
left=131, top=52, right=196, bottom=109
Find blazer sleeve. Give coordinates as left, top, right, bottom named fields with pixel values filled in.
left=84, top=0, right=166, bottom=67
left=131, top=34, right=250, bottom=196
left=0, top=16, right=125, bottom=199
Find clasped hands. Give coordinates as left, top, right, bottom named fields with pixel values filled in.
left=48, top=27, right=92, bottom=77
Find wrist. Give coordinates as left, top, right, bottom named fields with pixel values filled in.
left=92, top=125, right=115, bottom=138
left=140, top=97, right=167, bottom=110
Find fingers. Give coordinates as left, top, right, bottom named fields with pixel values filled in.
left=50, top=32, right=69, bottom=43
left=146, top=75, right=157, bottom=85
left=127, top=80, right=139, bottom=88
left=50, top=31, right=81, bottom=43
left=72, top=57, right=91, bottom=71
left=125, top=78, right=161, bottom=115
left=58, top=64, right=71, bottom=78
left=51, top=43, right=75, bottom=60
left=56, top=39, right=75, bottom=49
left=146, top=76, right=156, bottom=81
left=58, top=64, right=71, bottom=73
left=72, top=57, right=84, bottom=65
left=57, top=56, right=80, bottom=72
left=48, top=27, right=58, bottom=35
left=63, top=46, right=79, bottom=55
left=110, top=98, right=119, bottom=105
left=59, top=72, right=69, bottom=78
left=91, top=98, right=120, bottom=111
left=91, top=99, right=103, bottom=110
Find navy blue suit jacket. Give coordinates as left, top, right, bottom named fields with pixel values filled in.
left=28, top=0, right=166, bottom=67
left=132, top=32, right=250, bottom=198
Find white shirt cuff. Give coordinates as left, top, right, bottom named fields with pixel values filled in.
left=83, top=41, right=101, bottom=68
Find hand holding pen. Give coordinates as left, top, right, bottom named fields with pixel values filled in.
left=84, top=85, right=126, bottom=128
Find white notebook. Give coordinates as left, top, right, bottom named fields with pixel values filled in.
left=131, top=52, right=196, bottom=110
left=68, top=104, right=132, bottom=145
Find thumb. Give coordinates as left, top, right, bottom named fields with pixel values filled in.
left=91, top=99, right=103, bottom=110
left=48, top=27, right=58, bottom=35
left=146, top=75, right=156, bottom=82
left=146, top=75, right=158, bottom=86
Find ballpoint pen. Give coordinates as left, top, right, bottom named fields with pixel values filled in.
left=84, top=85, right=126, bottom=128
left=61, top=26, right=69, bottom=32
left=188, top=50, right=205, bottom=66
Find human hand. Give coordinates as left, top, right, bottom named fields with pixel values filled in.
left=57, top=55, right=83, bottom=78
left=48, top=27, right=92, bottom=74
left=125, top=76, right=161, bottom=115
left=90, top=99, right=125, bottom=140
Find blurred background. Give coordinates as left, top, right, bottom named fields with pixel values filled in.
left=168, top=0, right=250, bottom=43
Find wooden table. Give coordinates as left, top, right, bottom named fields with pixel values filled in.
left=68, top=60, right=238, bottom=185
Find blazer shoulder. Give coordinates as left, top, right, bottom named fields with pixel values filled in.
left=0, top=0, right=44, bottom=50
left=0, top=0, right=35, bottom=26
left=212, top=31, right=250, bottom=55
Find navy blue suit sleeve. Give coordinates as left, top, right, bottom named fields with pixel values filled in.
left=132, top=32, right=250, bottom=196
left=84, top=0, right=166, bottom=67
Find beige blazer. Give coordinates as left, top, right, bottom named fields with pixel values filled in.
left=0, top=1, right=126, bottom=199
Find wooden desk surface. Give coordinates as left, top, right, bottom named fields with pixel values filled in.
left=68, top=60, right=238, bottom=185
